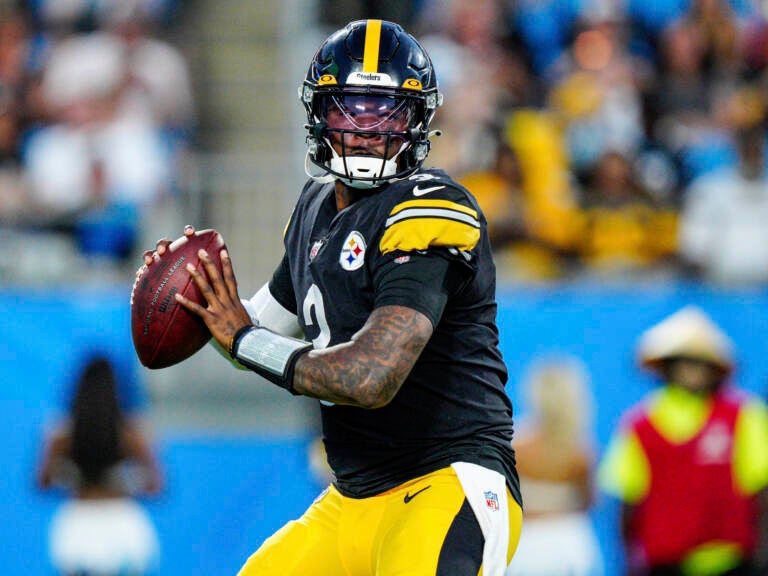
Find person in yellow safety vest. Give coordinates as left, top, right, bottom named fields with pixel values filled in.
left=598, top=306, right=768, bottom=576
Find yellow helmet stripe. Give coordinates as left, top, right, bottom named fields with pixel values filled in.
left=363, top=19, right=382, bottom=73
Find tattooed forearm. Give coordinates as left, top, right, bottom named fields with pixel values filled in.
left=292, top=305, right=433, bottom=408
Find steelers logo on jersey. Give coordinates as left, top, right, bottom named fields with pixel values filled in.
left=339, top=231, right=366, bottom=271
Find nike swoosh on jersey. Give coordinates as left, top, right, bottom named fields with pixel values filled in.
left=403, top=484, right=432, bottom=503
left=412, top=185, right=445, bottom=196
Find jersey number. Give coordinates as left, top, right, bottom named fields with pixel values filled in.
left=302, top=284, right=331, bottom=349
left=302, top=284, right=334, bottom=407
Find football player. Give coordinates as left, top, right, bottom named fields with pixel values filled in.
left=145, top=20, right=523, bottom=576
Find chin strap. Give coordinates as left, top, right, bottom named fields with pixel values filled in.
left=305, top=134, right=418, bottom=189
left=305, top=150, right=337, bottom=184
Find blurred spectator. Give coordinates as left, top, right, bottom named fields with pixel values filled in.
left=575, top=150, right=678, bottom=278
left=96, top=0, right=195, bottom=136
left=317, top=0, right=423, bottom=30
left=459, top=132, right=574, bottom=281
left=548, top=8, right=648, bottom=177
left=687, top=0, right=742, bottom=78
left=0, top=1, right=192, bottom=282
left=503, top=108, right=584, bottom=274
left=507, top=355, right=604, bottom=576
left=645, top=19, right=732, bottom=184
left=598, top=306, right=768, bottom=576
left=459, top=133, right=527, bottom=247
left=29, top=0, right=179, bottom=30
left=8, top=0, right=768, bottom=286
left=493, top=36, right=544, bottom=117
left=505, top=0, right=581, bottom=77
left=420, top=0, right=510, bottom=173
left=0, top=6, right=31, bottom=223
left=36, top=356, right=162, bottom=576
left=23, top=31, right=173, bottom=264
left=678, top=96, right=768, bottom=286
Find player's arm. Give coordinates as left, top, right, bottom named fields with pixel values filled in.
left=292, top=305, right=432, bottom=408
left=291, top=238, right=474, bottom=407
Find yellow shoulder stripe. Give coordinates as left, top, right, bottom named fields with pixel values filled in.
left=381, top=198, right=480, bottom=254
left=379, top=197, right=480, bottom=254
left=380, top=217, right=480, bottom=254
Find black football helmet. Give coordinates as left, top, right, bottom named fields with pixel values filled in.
left=300, top=20, right=443, bottom=189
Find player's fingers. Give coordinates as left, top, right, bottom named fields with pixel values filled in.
left=186, top=262, right=219, bottom=306
left=142, top=250, right=154, bottom=265
left=197, top=249, right=228, bottom=302
left=220, top=249, right=240, bottom=302
left=184, top=224, right=195, bottom=237
left=155, top=238, right=172, bottom=256
left=175, top=291, right=209, bottom=318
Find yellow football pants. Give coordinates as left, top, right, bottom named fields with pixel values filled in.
left=238, top=465, right=523, bottom=576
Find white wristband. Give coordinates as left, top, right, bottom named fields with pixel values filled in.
left=233, top=327, right=312, bottom=391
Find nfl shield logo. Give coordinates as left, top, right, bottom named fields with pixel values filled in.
left=309, top=240, right=324, bottom=261
left=484, top=490, right=499, bottom=511
left=340, top=231, right=366, bottom=271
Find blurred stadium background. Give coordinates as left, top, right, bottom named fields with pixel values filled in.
left=3, top=0, right=768, bottom=574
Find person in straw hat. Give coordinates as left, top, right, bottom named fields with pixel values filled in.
left=598, top=306, right=768, bottom=576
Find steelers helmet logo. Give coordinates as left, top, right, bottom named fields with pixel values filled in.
left=339, top=231, right=366, bottom=271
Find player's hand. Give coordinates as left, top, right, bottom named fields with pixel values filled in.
left=135, top=225, right=196, bottom=283
left=140, top=224, right=196, bottom=268
left=174, top=246, right=253, bottom=352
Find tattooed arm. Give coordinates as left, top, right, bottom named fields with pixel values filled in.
left=293, top=305, right=433, bottom=409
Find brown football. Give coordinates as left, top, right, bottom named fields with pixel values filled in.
left=131, top=229, right=226, bottom=369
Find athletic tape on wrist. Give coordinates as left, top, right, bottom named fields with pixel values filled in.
left=233, top=326, right=312, bottom=393
left=229, top=324, right=256, bottom=358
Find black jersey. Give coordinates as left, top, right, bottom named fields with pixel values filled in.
left=269, top=168, right=520, bottom=503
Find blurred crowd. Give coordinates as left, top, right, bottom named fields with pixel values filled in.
left=5, top=0, right=768, bottom=289
left=323, top=0, right=768, bottom=287
left=0, top=0, right=193, bottom=283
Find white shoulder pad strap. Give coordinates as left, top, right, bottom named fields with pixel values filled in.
left=210, top=283, right=302, bottom=369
